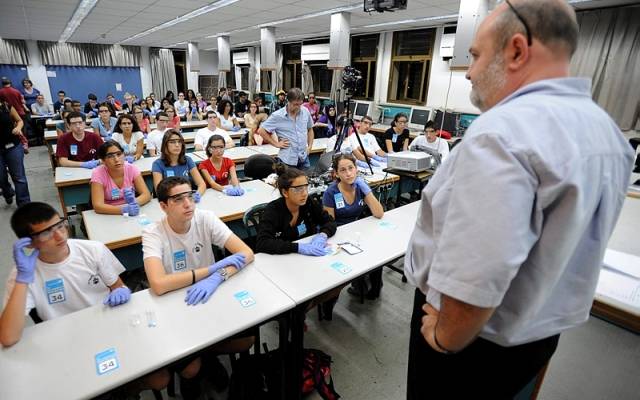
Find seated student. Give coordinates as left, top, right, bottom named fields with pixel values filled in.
left=198, top=135, right=244, bottom=196
left=217, top=100, right=240, bottom=132
left=196, top=93, right=207, bottom=111
left=56, top=111, right=103, bottom=169
left=0, top=202, right=169, bottom=395
left=142, top=176, right=255, bottom=399
left=384, top=113, right=410, bottom=153
left=302, top=92, right=320, bottom=123
left=409, top=120, right=450, bottom=162
left=147, top=111, right=169, bottom=157
left=151, top=130, right=205, bottom=196
left=54, top=98, right=73, bottom=120
left=71, top=100, right=86, bottom=119
left=173, top=92, right=189, bottom=119
left=234, top=92, right=249, bottom=118
left=105, top=93, right=122, bottom=111
left=144, top=96, right=159, bottom=122
left=316, top=104, right=337, bottom=138
left=83, top=93, right=99, bottom=118
left=195, top=112, right=234, bottom=151
left=187, top=98, right=203, bottom=121
left=90, top=140, right=151, bottom=215
left=350, top=115, right=387, bottom=166
left=132, top=105, right=150, bottom=134
left=30, top=94, right=53, bottom=116
left=326, top=115, right=356, bottom=154
left=55, top=110, right=70, bottom=137
left=111, top=114, right=144, bottom=161
left=92, top=102, right=118, bottom=139
left=243, top=102, right=266, bottom=142
left=121, top=92, right=136, bottom=113
left=165, top=106, right=181, bottom=130
left=323, top=153, right=385, bottom=300
left=53, top=90, right=66, bottom=113
left=205, top=96, right=218, bottom=114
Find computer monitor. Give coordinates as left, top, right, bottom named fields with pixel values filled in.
left=409, top=107, right=432, bottom=131
left=354, top=101, right=370, bottom=121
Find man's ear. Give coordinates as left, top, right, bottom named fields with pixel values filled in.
left=505, top=34, right=530, bottom=72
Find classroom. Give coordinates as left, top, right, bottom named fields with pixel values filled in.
left=0, top=0, right=638, bottom=399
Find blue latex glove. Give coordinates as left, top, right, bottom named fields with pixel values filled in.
left=121, top=202, right=140, bottom=216
left=13, top=238, right=39, bottom=284
left=369, top=158, right=381, bottom=167
left=81, top=160, right=99, bottom=169
left=185, top=273, right=223, bottom=305
left=123, top=187, right=135, bottom=204
left=372, top=154, right=386, bottom=162
left=231, top=126, right=241, bottom=132
left=103, top=286, right=131, bottom=307
left=225, top=186, right=245, bottom=196
left=208, top=253, right=246, bottom=274
left=193, top=191, right=201, bottom=203
left=297, top=243, right=329, bottom=257
left=355, top=159, right=369, bottom=169
left=311, top=233, right=328, bottom=248
left=352, top=176, right=372, bottom=196
left=125, top=155, right=134, bottom=164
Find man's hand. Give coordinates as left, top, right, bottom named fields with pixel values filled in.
left=275, top=139, right=290, bottom=149
left=11, top=127, right=21, bottom=136
left=421, top=303, right=446, bottom=353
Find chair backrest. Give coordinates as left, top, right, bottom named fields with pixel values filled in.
left=244, top=153, right=276, bottom=180
left=239, top=131, right=249, bottom=146
left=243, top=202, right=270, bottom=250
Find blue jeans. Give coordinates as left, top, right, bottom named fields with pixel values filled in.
left=278, top=155, right=310, bottom=171
left=0, top=143, right=31, bottom=205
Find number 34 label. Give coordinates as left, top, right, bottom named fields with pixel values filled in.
left=234, top=290, right=256, bottom=308
left=95, top=348, right=120, bottom=376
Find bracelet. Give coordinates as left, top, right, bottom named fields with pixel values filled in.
left=433, top=322, right=458, bottom=355
left=191, top=269, right=196, bottom=285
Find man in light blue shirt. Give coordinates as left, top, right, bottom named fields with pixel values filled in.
left=258, top=88, right=314, bottom=169
left=404, top=1, right=635, bottom=398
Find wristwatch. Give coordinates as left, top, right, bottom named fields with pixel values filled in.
left=217, top=268, right=229, bottom=281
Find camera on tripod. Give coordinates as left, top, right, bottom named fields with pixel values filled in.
left=341, top=66, right=363, bottom=96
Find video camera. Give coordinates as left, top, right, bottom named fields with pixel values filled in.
left=341, top=66, right=363, bottom=96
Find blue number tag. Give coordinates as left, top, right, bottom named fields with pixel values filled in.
left=110, top=188, right=121, bottom=200
left=95, top=348, right=119, bottom=376
left=165, top=169, right=175, bottom=177
left=45, top=278, right=66, bottom=304
left=70, top=144, right=78, bottom=156
left=297, top=222, right=307, bottom=236
left=234, top=290, right=256, bottom=308
left=173, top=250, right=186, bottom=271
left=378, top=221, right=397, bottom=230
left=392, top=134, right=398, bottom=143
left=137, top=215, right=151, bottom=226
left=330, top=261, right=352, bottom=275
left=245, top=187, right=256, bottom=193
left=334, top=193, right=345, bottom=209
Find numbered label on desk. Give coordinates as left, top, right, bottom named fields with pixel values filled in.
left=95, top=348, right=120, bottom=376
left=330, top=261, right=352, bottom=275
left=378, top=221, right=397, bottom=230
left=234, top=290, right=256, bottom=308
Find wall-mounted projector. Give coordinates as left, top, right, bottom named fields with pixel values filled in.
left=364, top=0, right=408, bottom=13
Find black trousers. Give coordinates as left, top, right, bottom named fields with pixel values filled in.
left=407, top=289, right=559, bottom=400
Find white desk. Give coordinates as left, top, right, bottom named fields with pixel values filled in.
left=312, top=138, right=328, bottom=152
left=0, top=267, right=295, bottom=400
left=247, top=144, right=279, bottom=157
left=192, top=146, right=258, bottom=164
left=82, top=180, right=280, bottom=249
left=255, top=201, right=419, bottom=304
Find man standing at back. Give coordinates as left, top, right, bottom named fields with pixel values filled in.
left=404, top=1, right=634, bottom=398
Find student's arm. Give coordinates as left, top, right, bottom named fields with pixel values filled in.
left=134, top=138, right=144, bottom=160
left=9, top=107, right=23, bottom=132
left=200, top=168, right=225, bottom=191
left=93, top=127, right=100, bottom=136
left=257, top=127, right=280, bottom=147
left=91, top=182, right=125, bottom=215
left=385, top=139, right=394, bottom=153
left=190, top=167, right=206, bottom=195
left=229, top=165, right=240, bottom=187
left=226, top=136, right=235, bottom=148
left=58, top=157, right=88, bottom=168
left=323, top=206, right=335, bottom=220
left=376, top=148, right=387, bottom=157
left=0, top=282, right=28, bottom=347
left=232, top=117, right=239, bottom=128
left=402, top=137, right=409, bottom=151
left=364, top=192, right=384, bottom=219
left=194, top=143, right=204, bottom=151
left=352, top=146, right=365, bottom=161
left=133, top=174, right=151, bottom=205
left=223, top=234, right=254, bottom=266
left=144, top=257, right=213, bottom=295
left=107, top=277, right=127, bottom=291
left=307, top=127, right=314, bottom=152
left=152, top=171, right=163, bottom=193
left=310, top=199, right=337, bottom=237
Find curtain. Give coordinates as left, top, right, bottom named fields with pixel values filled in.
left=248, top=65, right=257, bottom=96
left=234, top=65, right=242, bottom=90
left=330, top=69, right=345, bottom=105
left=570, top=6, right=640, bottom=130
left=38, top=41, right=140, bottom=66
left=218, top=71, right=227, bottom=92
left=0, top=39, right=29, bottom=65
left=272, top=45, right=283, bottom=95
left=149, top=48, right=177, bottom=99
left=302, top=63, right=314, bottom=94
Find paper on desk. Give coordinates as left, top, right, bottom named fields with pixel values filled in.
left=602, top=249, right=640, bottom=279
left=597, top=269, right=640, bottom=309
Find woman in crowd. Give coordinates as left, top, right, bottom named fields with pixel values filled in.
left=186, top=89, right=197, bottom=104
left=217, top=100, right=240, bottom=132
left=145, top=96, right=159, bottom=121
left=174, top=92, right=189, bottom=119
left=20, top=79, right=40, bottom=110
left=317, top=104, right=337, bottom=137
left=165, top=106, right=181, bottom=130
left=151, top=129, right=205, bottom=196
left=90, top=140, right=151, bottom=215
left=121, top=93, right=136, bottom=113
left=111, top=114, right=144, bottom=162
left=133, top=105, right=150, bottom=134
left=198, top=135, right=244, bottom=196
left=164, top=91, right=176, bottom=105
left=243, top=102, right=268, bottom=145
left=206, top=96, right=218, bottom=113
left=384, top=113, right=410, bottom=153
left=196, top=93, right=207, bottom=111
left=187, top=99, right=202, bottom=121
left=92, top=102, right=118, bottom=138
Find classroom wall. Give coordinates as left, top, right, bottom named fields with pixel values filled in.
left=46, top=66, right=143, bottom=103
left=199, top=50, right=219, bottom=76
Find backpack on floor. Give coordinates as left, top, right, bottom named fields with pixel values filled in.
left=302, top=348, right=341, bottom=400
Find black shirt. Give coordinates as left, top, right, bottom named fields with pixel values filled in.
left=235, top=100, right=248, bottom=116
left=384, top=127, right=410, bottom=152
left=256, top=197, right=337, bottom=254
left=0, top=104, right=20, bottom=148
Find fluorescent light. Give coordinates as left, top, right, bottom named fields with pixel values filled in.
left=362, top=13, right=457, bottom=28
left=120, top=0, right=239, bottom=44
left=205, top=3, right=361, bottom=39
left=58, top=0, right=99, bottom=42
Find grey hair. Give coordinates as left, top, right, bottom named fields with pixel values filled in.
left=286, top=88, right=305, bottom=102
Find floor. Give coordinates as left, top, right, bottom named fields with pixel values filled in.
left=1, top=140, right=638, bottom=400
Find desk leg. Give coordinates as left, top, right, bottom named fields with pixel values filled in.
left=57, top=187, right=69, bottom=220
left=277, top=314, right=290, bottom=400
left=287, top=303, right=308, bottom=400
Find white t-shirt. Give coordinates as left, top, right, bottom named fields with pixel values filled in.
left=327, top=134, right=354, bottom=154
left=195, top=127, right=233, bottom=149
left=219, top=114, right=236, bottom=130
left=204, top=106, right=218, bottom=114
left=349, top=133, right=381, bottom=155
left=3, top=239, right=125, bottom=321
left=409, top=135, right=450, bottom=161
left=142, top=209, right=233, bottom=274
left=111, top=131, right=145, bottom=156
left=147, top=128, right=166, bottom=153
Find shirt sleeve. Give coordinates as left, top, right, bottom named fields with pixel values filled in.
left=142, top=224, right=164, bottom=261
left=186, top=157, right=196, bottom=170
left=128, top=163, right=141, bottom=179
left=151, top=159, right=164, bottom=174
left=306, top=110, right=313, bottom=130
left=256, top=203, right=298, bottom=254
left=194, top=130, right=205, bottom=148
left=322, top=185, right=336, bottom=208
left=90, top=119, right=100, bottom=129
left=207, top=212, right=233, bottom=249
left=427, top=133, right=539, bottom=308
left=95, top=242, right=126, bottom=286
left=55, top=135, right=70, bottom=158
left=260, top=114, right=278, bottom=133
left=90, top=165, right=106, bottom=184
